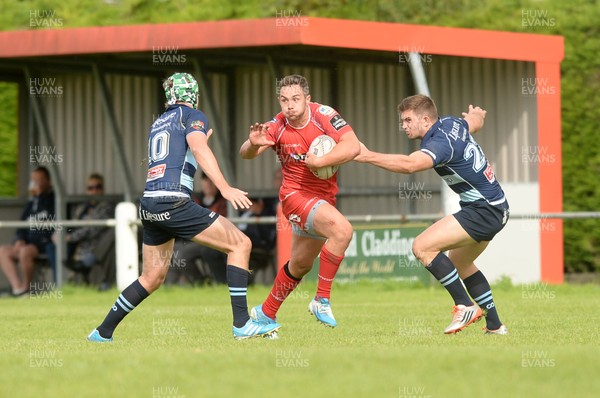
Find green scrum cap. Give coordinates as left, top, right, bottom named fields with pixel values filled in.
left=164, top=72, right=199, bottom=108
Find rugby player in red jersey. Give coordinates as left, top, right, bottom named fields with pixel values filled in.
left=240, top=74, right=360, bottom=329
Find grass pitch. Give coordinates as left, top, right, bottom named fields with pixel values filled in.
left=1, top=279, right=599, bottom=398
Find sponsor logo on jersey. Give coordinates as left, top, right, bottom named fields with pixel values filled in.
left=190, top=120, right=205, bottom=131
left=153, top=112, right=176, bottom=127
left=288, top=214, right=301, bottom=224
left=147, top=164, right=166, bottom=181
left=501, top=209, right=509, bottom=225
left=483, top=161, right=496, bottom=182
left=277, top=145, right=306, bottom=163
left=139, top=209, right=172, bottom=222
left=289, top=153, right=306, bottom=161
left=330, top=114, right=348, bottom=131
left=449, top=121, right=461, bottom=140
left=318, top=105, right=335, bottom=116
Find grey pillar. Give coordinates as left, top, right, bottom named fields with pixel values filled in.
left=24, top=67, right=67, bottom=287
left=92, top=64, right=135, bottom=202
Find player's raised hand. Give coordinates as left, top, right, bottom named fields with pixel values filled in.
left=248, top=123, right=275, bottom=146
left=462, top=105, right=487, bottom=133
left=462, top=105, right=487, bottom=120
left=220, top=186, right=252, bottom=210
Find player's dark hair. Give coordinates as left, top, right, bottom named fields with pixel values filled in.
left=33, top=166, right=51, bottom=181
left=277, top=74, right=310, bottom=97
left=398, top=94, right=439, bottom=121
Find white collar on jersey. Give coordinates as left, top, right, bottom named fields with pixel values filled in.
left=285, top=104, right=312, bottom=130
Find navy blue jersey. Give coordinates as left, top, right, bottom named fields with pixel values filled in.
left=144, top=104, right=210, bottom=198
left=420, top=117, right=507, bottom=207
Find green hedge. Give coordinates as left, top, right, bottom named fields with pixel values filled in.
left=0, top=82, right=17, bottom=197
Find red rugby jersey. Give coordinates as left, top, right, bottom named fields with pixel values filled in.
left=265, top=102, right=353, bottom=203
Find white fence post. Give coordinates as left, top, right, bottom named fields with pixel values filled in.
left=115, top=202, right=139, bottom=290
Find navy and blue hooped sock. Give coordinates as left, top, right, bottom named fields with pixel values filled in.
left=463, top=270, right=502, bottom=330
left=425, top=253, right=473, bottom=306
left=227, top=265, right=251, bottom=328
left=97, top=279, right=149, bottom=339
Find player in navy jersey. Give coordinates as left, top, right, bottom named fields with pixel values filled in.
left=88, top=73, right=280, bottom=342
left=355, top=94, right=508, bottom=335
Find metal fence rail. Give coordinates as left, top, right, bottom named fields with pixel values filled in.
left=1, top=210, right=599, bottom=288
left=2, top=211, right=599, bottom=230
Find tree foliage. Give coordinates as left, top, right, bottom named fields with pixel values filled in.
left=0, top=82, right=18, bottom=197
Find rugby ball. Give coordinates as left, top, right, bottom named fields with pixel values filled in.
left=309, top=135, right=339, bottom=180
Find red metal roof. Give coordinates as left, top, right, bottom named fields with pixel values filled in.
left=0, top=17, right=563, bottom=62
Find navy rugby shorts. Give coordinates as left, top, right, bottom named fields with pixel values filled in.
left=452, top=200, right=510, bottom=242
left=139, top=196, right=219, bottom=246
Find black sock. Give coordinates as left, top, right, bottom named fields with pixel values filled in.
left=227, top=265, right=250, bottom=328
left=425, top=253, right=473, bottom=306
left=283, top=262, right=302, bottom=281
left=97, top=279, right=149, bottom=339
left=463, top=271, right=502, bottom=330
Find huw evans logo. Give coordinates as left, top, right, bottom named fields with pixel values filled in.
left=152, top=46, right=187, bottom=65
left=29, top=78, right=63, bottom=97
left=29, top=10, right=63, bottom=28
left=275, top=10, right=309, bottom=28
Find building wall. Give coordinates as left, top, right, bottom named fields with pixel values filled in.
left=34, top=72, right=229, bottom=198
left=38, top=73, right=158, bottom=196
left=428, top=56, right=538, bottom=184
left=234, top=66, right=282, bottom=195
left=478, top=182, right=541, bottom=283
left=336, top=57, right=538, bottom=217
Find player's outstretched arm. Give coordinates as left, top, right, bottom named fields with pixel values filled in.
left=461, top=104, right=486, bottom=133
left=354, top=142, right=433, bottom=174
left=240, top=123, right=275, bottom=159
left=188, top=132, right=252, bottom=210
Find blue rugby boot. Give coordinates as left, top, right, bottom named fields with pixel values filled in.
left=250, top=305, right=278, bottom=325
left=308, top=296, right=337, bottom=328
left=233, top=317, right=281, bottom=340
left=87, top=329, right=113, bottom=343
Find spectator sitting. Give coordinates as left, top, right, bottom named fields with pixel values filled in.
left=0, top=166, right=55, bottom=296
left=238, top=197, right=277, bottom=252
left=193, top=172, right=228, bottom=215
left=168, top=173, right=228, bottom=285
left=51, top=173, right=114, bottom=285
